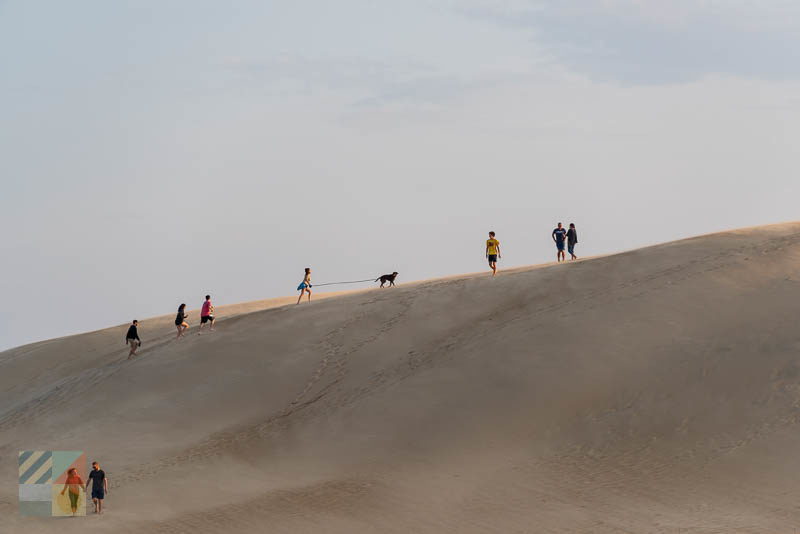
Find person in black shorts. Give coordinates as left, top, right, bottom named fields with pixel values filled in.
left=552, top=222, right=567, bottom=262
left=86, top=461, right=108, bottom=514
left=175, top=303, right=189, bottom=339
left=125, top=320, right=141, bottom=359
left=485, top=231, right=501, bottom=276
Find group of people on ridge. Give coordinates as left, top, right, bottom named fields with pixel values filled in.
left=552, top=222, right=579, bottom=262
left=485, top=222, right=579, bottom=276
left=123, top=295, right=216, bottom=359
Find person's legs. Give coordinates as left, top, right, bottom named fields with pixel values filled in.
left=69, top=491, right=79, bottom=515
left=97, top=498, right=103, bottom=514
left=307, top=289, right=312, bottom=302
left=182, top=322, right=189, bottom=336
left=176, top=325, right=182, bottom=339
left=209, top=316, right=215, bottom=332
left=297, top=289, right=304, bottom=304
left=127, top=340, right=136, bottom=358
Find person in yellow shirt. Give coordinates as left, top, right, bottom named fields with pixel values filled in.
left=485, top=231, right=501, bottom=276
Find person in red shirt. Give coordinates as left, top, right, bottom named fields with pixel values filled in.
left=199, top=295, right=215, bottom=333
left=60, top=467, right=84, bottom=516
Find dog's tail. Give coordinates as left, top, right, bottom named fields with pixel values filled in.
left=375, top=277, right=380, bottom=282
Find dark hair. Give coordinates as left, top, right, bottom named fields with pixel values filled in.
left=205, top=295, right=210, bottom=300
left=558, top=222, right=562, bottom=225
left=305, top=267, right=311, bottom=273
left=569, top=223, right=575, bottom=228
left=132, top=319, right=138, bottom=324
left=489, top=231, right=495, bottom=237
left=178, top=303, right=186, bottom=311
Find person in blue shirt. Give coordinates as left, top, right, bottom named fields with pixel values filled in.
left=552, top=222, right=567, bottom=262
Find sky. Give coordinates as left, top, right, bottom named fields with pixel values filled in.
left=2, top=0, right=800, bottom=350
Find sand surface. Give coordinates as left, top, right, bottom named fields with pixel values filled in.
left=4, top=223, right=800, bottom=533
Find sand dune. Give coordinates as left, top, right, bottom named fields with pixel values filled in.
left=4, top=223, right=800, bottom=533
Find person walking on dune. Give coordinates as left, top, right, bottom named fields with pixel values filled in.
left=297, top=268, right=312, bottom=304
left=552, top=222, right=567, bottom=262
left=125, top=319, right=141, bottom=359
left=486, top=231, right=501, bottom=276
left=86, top=461, right=108, bottom=515
left=60, top=467, right=84, bottom=517
left=175, top=303, right=189, bottom=338
left=566, top=223, right=578, bottom=260
left=198, top=295, right=215, bottom=334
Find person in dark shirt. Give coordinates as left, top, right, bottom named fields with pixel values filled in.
left=175, top=303, right=189, bottom=339
left=552, top=222, right=568, bottom=262
left=85, top=461, right=108, bottom=514
left=566, top=223, right=578, bottom=260
left=125, top=320, right=141, bottom=359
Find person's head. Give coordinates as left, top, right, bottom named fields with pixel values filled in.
left=205, top=295, right=211, bottom=301
left=92, top=461, right=99, bottom=470
left=557, top=222, right=563, bottom=228
left=132, top=319, right=138, bottom=326
left=305, top=267, right=311, bottom=274
left=179, top=303, right=186, bottom=311
left=489, top=231, right=495, bottom=238
left=68, top=467, right=77, bottom=476
left=569, top=223, right=575, bottom=228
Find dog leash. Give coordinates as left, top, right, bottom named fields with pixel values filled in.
left=310, top=278, right=376, bottom=287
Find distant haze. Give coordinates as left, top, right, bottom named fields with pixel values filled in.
left=2, top=0, right=800, bottom=350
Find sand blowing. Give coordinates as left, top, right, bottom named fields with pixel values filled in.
left=4, top=223, right=800, bottom=532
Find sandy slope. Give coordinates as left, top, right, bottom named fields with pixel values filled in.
left=4, top=223, right=800, bottom=533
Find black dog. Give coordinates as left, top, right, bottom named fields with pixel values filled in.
left=376, top=272, right=399, bottom=288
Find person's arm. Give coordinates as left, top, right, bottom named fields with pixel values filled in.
left=485, top=243, right=489, bottom=257
left=497, top=243, right=501, bottom=258
left=85, top=475, right=91, bottom=491
left=104, top=475, right=108, bottom=493
left=552, top=230, right=557, bottom=242
left=136, top=329, right=141, bottom=342
left=61, top=482, right=67, bottom=495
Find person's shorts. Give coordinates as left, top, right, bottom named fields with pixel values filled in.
left=487, top=254, right=498, bottom=264
left=568, top=243, right=575, bottom=254
left=200, top=315, right=214, bottom=324
left=556, top=241, right=565, bottom=251
left=297, top=282, right=309, bottom=291
left=92, top=488, right=105, bottom=500
left=68, top=491, right=80, bottom=508
left=126, top=338, right=140, bottom=347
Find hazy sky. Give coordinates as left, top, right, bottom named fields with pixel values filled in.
left=2, top=0, right=800, bottom=351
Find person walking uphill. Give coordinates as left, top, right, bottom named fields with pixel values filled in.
left=552, top=222, right=567, bottom=262
left=198, top=295, right=215, bottom=334
left=175, top=304, right=189, bottom=339
left=486, top=231, right=501, bottom=276
left=125, top=320, right=141, bottom=359
left=567, top=223, right=578, bottom=260
left=297, top=268, right=312, bottom=304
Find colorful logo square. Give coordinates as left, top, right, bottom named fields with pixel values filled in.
left=18, top=451, right=86, bottom=517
